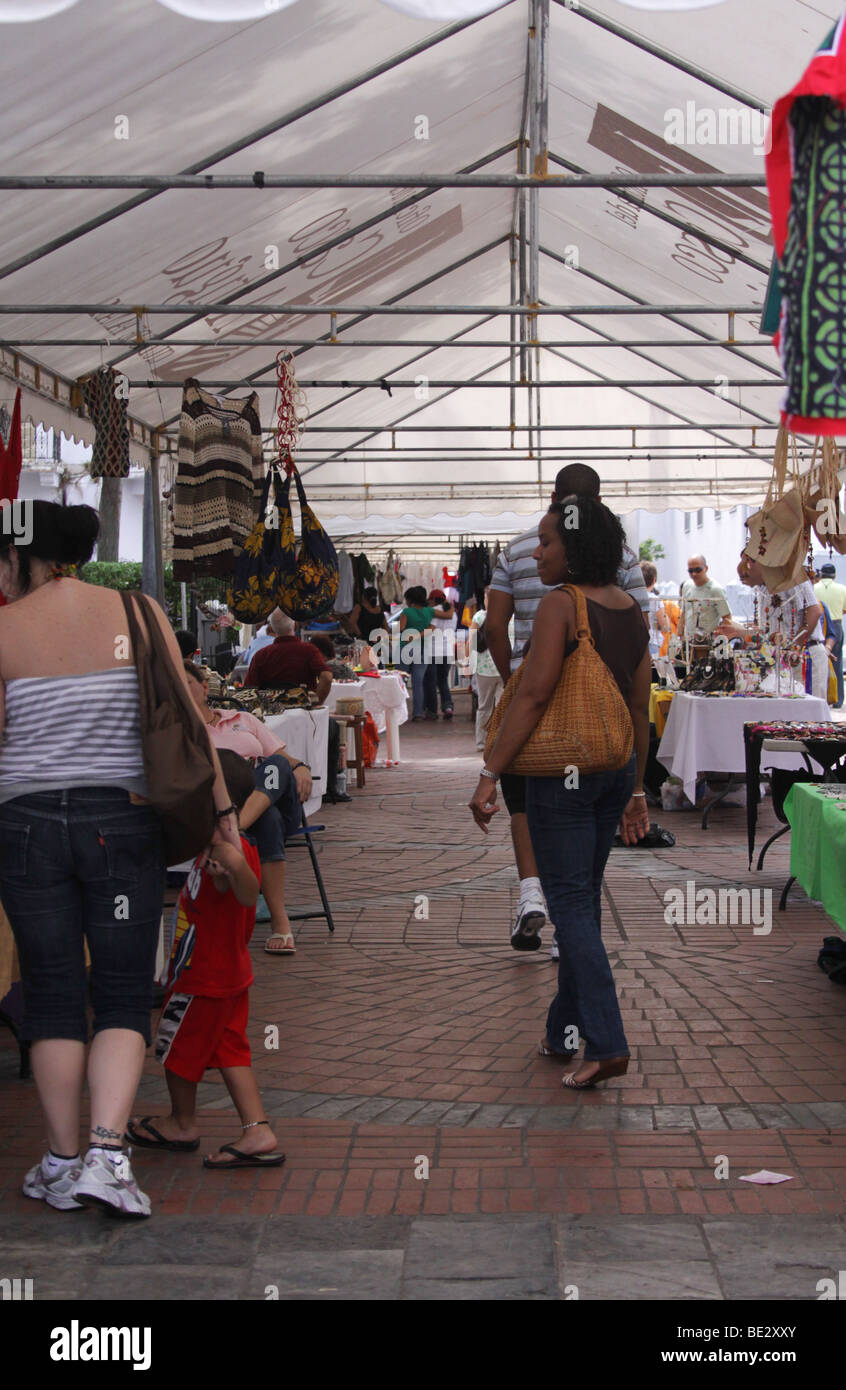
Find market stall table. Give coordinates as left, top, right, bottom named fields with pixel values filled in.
left=783, top=782, right=846, bottom=934
left=264, top=706, right=329, bottom=818
left=326, top=672, right=408, bottom=764
left=657, top=692, right=830, bottom=826
left=743, top=721, right=846, bottom=867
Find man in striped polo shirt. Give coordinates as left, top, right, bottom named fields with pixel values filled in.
left=486, top=464, right=649, bottom=956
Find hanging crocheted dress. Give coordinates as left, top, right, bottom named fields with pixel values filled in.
left=767, top=14, right=846, bottom=434
left=172, top=380, right=264, bottom=580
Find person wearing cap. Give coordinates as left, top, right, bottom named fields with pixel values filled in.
left=814, top=562, right=846, bottom=707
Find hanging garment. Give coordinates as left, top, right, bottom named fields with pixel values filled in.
left=767, top=17, right=846, bottom=433
left=0, top=387, right=22, bottom=501
left=172, top=380, right=264, bottom=580
left=0, top=387, right=22, bottom=612
left=335, top=551, right=355, bottom=613
left=81, top=367, right=130, bottom=478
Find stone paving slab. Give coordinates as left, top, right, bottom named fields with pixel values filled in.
left=2, top=712, right=845, bottom=1297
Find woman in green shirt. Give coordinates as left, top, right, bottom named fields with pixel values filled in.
left=399, top=586, right=444, bottom=719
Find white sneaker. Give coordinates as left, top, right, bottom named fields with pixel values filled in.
left=510, top=901, right=546, bottom=952
left=23, top=1155, right=84, bottom=1211
left=551, top=941, right=559, bottom=961
left=73, top=1149, right=151, bottom=1219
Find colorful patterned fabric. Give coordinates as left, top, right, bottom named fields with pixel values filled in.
left=81, top=367, right=129, bottom=478
left=173, top=380, right=264, bottom=580
left=274, top=469, right=339, bottom=623
left=767, top=15, right=846, bottom=433
left=227, top=467, right=293, bottom=622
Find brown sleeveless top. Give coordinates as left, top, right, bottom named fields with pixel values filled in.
left=564, top=594, right=649, bottom=701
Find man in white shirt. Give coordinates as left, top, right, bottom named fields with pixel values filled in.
left=485, top=463, right=650, bottom=956
left=720, top=558, right=827, bottom=701
left=677, top=555, right=730, bottom=643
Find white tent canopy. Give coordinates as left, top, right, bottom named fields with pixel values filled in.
left=1, top=0, right=840, bottom=539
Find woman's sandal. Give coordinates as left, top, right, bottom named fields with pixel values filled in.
left=125, top=1117, right=200, bottom=1152
left=562, top=1057, right=629, bottom=1090
left=264, top=933, right=295, bottom=955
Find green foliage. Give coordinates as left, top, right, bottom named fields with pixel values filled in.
left=639, top=539, right=666, bottom=563
left=77, top=561, right=181, bottom=615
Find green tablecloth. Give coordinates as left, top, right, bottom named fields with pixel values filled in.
left=784, top=782, right=846, bottom=936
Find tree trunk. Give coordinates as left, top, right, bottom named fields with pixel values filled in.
left=97, top=475, right=121, bottom=561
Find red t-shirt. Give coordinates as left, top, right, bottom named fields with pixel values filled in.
left=246, top=635, right=329, bottom=690
left=166, top=837, right=261, bottom=998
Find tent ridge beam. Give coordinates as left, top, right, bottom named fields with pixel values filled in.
left=0, top=302, right=763, bottom=316
left=0, top=173, right=766, bottom=190
left=123, top=377, right=782, bottom=389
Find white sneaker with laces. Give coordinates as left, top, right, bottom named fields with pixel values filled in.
left=73, top=1149, right=151, bottom=1219
left=510, top=901, right=546, bottom=952
left=23, top=1156, right=84, bottom=1211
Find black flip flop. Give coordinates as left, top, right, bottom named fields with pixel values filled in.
left=125, top=1117, right=200, bottom=1153
left=203, top=1145, right=287, bottom=1170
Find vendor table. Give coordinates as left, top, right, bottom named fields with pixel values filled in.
left=657, top=692, right=830, bottom=820
left=743, top=721, right=846, bottom=867
left=783, top=782, right=846, bottom=935
left=264, top=706, right=329, bottom=818
left=326, top=672, right=408, bottom=763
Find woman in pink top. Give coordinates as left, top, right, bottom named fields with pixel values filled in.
left=184, top=663, right=311, bottom=956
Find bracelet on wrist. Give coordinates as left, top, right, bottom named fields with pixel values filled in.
left=215, top=804, right=237, bottom=819
left=631, top=792, right=647, bottom=799
left=480, top=768, right=499, bottom=783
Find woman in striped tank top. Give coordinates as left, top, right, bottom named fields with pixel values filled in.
left=0, top=501, right=240, bottom=1220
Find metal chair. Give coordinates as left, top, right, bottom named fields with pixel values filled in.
left=285, top=810, right=335, bottom=933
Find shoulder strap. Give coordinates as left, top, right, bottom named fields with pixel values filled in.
left=559, top=584, right=594, bottom=646
left=123, top=590, right=202, bottom=729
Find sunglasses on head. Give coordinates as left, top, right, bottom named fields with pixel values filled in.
left=688, top=566, right=704, bottom=574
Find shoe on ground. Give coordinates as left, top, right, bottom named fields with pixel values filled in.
left=551, top=941, right=559, bottom=961
left=510, top=901, right=546, bottom=952
left=73, top=1149, right=151, bottom=1219
left=443, top=709, right=454, bottom=720
left=23, top=1155, right=84, bottom=1211
left=325, top=789, right=352, bottom=803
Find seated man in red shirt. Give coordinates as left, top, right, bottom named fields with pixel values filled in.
left=247, top=609, right=349, bottom=803
left=246, top=609, right=333, bottom=703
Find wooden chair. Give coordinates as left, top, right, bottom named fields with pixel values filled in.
left=333, top=711, right=366, bottom=788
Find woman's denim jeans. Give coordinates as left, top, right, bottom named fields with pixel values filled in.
left=526, top=756, right=635, bottom=1062
left=0, top=787, right=166, bottom=1044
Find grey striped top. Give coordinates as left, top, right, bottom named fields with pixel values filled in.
left=489, top=527, right=649, bottom=670
left=0, top=668, right=148, bottom=804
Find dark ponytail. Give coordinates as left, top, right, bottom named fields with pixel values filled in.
left=0, top=501, right=99, bottom=592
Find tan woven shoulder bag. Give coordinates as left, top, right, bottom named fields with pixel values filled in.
left=484, top=584, right=634, bottom=776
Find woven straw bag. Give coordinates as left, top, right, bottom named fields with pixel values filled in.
left=484, top=585, right=634, bottom=776
left=742, top=426, right=808, bottom=592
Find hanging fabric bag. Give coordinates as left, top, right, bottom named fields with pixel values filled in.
left=484, top=585, right=634, bottom=776
left=742, top=426, right=809, bottom=592
left=227, top=464, right=293, bottom=622
left=273, top=466, right=339, bottom=621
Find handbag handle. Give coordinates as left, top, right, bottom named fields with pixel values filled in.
left=559, top=583, right=595, bottom=647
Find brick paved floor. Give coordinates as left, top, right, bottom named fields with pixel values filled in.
left=2, top=692, right=845, bottom=1299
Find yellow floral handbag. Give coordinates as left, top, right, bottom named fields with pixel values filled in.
left=227, top=464, right=291, bottom=622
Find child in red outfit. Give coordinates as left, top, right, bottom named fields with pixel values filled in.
left=127, top=751, right=285, bottom=1169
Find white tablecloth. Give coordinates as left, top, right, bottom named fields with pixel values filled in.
left=657, top=693, right=831, bottom=805
left=326, top=673, right=408, bottom=762
left=264, top=707, right=329, bottom=818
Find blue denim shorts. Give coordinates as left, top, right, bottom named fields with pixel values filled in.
left=0, top=787, right=166, bottom=1044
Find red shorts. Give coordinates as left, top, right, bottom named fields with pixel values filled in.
left=154, top=990, right=251, bottom=1082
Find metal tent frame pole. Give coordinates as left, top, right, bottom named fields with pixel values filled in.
left=0, top=173, right=767, bottom=190
left=0, top=302, right=763, bottom=316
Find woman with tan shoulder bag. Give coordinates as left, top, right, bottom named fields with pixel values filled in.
left=469, top=497, right=651, bottom=1090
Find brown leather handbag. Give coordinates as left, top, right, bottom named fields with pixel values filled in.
left=484, top=585, right=634, bottom=776
left=121, top=591, right=216, bottom=862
